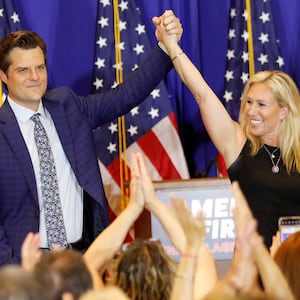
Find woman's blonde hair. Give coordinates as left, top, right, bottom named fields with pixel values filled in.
left=239, top=70, right=300, bottom=173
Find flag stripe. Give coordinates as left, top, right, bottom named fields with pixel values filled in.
left=137, top=129, right=181, bottom=179
left=151, top=114, right=189, bottom=178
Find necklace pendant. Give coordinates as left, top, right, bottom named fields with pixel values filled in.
left=272, top=165, right=279, bottom=173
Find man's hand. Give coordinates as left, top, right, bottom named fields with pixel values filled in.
left=153, top=10, right=183, bottom=47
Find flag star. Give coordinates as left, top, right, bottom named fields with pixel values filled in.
left=241, top=72, right=249, bottom=83
left=230, top=9, right=236, bottom=18
left=96, top=36, right=107, bottom=48
left=135, top=23, right=146, bottom=35
left=225, top=70, right=234, bottom=81
left=151, top=89, right=160, bottom=99
left=242, top=9, right=248, bottom=21
left=116, top=41, right=125, bottom=50
left=10, top=12, right=20, bottom=23
left=257, top=53, right=268, bottom=65
left=94, top=57, right=105, bottom=69
left=0, top=8, right=3, bottom=17
left=148, top=107, right=159, bottom=119
left=113, top=62, right=123, bottom=71
left=259, top=12, right=270, bottom=23
left=227, top=49, right=235, bottom=60
left=127, top=125, right=138, bottom=136
left=132, top=64, right=139, bottom=71
left=133, top=43, right=144, bottom=55
left=223, top=90, right=233, bottom=102
left=241, top=51, right=249, bottom=63
left=258, top=32, right=269, bottom=44
left=107, top=142, right=117, bottom=153
left=98, top=16, right=109, bottom=28
left=276, top=56, right=284, bottom=68
left=108, top=122, right=118, bottom=134
left=100, top=0, right=110, bottom=7
left=229, top=29, right=236, bottom=39
left=119, top=0, right=128, bottom=11
left=93, top=78, right=104, bottom=90
left=111, top=81, right=119, bottom=89
left=119, top=20, right=127, bottom=31
left=130, top=106, right=139, bottom=116
left=241, top=30, right=248, bottom=42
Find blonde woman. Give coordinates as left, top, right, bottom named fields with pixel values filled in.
left=153, top=13, right=300, bottom=248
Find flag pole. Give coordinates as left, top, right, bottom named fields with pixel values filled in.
left=113, top=0, right=129, bottom=210
left=246, top=0, right=255, bottom=76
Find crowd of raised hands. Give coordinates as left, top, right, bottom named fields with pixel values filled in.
left=1, top=150, right=296, bottom=300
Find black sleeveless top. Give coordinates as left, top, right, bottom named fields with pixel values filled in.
left=227, top=140, right=300, bottom=248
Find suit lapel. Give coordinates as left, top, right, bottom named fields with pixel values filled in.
left=0, top=102, right=39, bottom=206
left=43, top=100, right=78, bottom=177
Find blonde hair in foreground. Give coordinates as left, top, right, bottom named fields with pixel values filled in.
left=109, top=239, right=176, bottom=300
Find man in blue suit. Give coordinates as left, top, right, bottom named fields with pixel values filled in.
left=0, top=11, right=182, bottom=264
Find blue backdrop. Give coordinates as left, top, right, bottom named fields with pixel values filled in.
left=12, top=0, right=300, bottom=177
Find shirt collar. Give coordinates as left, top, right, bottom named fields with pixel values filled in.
left=7, top=97, right=46, bottom=124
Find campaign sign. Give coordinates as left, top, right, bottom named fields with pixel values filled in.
left=151, top=178, right=235, bottom=261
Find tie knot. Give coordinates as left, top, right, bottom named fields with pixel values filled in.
left=31, top=113, right=41, bottom=123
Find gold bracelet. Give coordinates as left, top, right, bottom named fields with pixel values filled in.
left=171, top=51, right=184, bottom=61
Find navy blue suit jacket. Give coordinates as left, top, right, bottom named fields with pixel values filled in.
left=0, top=46, right=172, bottom=264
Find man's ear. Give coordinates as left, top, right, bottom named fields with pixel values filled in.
left=280, top=107, right=289, bottom=120
left=0, top=69, right=7, bottom=84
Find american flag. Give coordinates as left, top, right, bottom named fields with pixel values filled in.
left=92, top=0, right=189, bottom=218
left=0, top=0, right=21, bottom=105
left=223, top=0, right=284, bottom=122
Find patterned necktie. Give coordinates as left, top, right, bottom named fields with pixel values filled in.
left=31, top=113, right=68, bottom=249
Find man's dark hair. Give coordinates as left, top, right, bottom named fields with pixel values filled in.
left=0, top=30, right=47, bottom=74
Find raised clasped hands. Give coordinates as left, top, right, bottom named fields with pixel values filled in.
left=152, top=10, right=182, bottom=48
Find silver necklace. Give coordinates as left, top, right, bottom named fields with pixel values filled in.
left=263, top=145, right=281, bottom=173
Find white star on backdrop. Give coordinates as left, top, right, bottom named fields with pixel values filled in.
left=93, top=78, right=104, bottom=90
left=151, top=89, right=160, bottom=99
left=223, top=90, right=233, bottom=102
left=10, top=11, right=19, bottom=23
left=95, top=58, right=106, bottom=69
left=130, top=107, right=139, bottom=116
left=108, top=122, right=118, bottom=134
left=107, top=142, right=117, bottom=153
left=135, top=24, right=146, bottom=35
left=133, top=43, right=144, bottom=55
left=100, top=0, right=110, bottom=8
left=127, top=125, right=138, bottom=136
left=96, top=37, right=107, bottom=48
left=98, top=16, right=109, bottom=28
left=148, top=107, right=159, bottom=119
